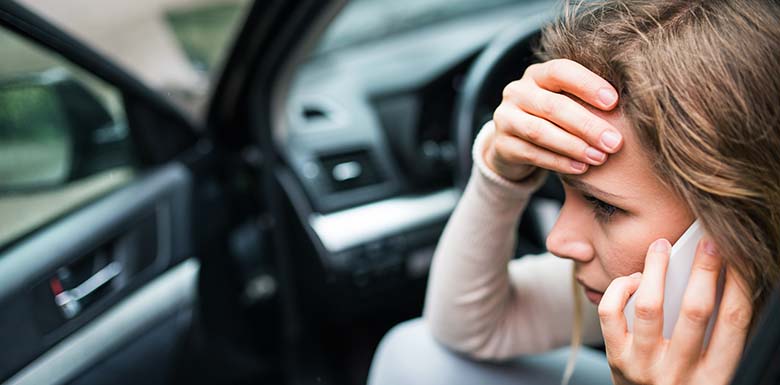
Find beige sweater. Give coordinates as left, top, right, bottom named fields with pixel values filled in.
left=423, top=121, right=603, bottom=360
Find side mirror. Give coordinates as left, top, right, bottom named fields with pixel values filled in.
left=0, top=69, right=132, bottom=192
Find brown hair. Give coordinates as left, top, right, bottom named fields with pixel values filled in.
left=541, top=0, right=780, bottom=317
left=538, top=0, right=780, bottom=381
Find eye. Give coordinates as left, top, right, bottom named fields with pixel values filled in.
left=583, top=194, right=620, bottom=222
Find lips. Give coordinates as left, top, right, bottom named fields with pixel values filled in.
left=583, top=288, right=604, bottom=305
left=576, top=277, right=604, bottom=305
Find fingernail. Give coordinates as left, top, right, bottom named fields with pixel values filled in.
left=703, top=239, right=717, bottom=256
left=571, top=160, right=587, bottom=172
left=651, top=238, right=671, bottom=253
left=600, top=131, right=622, bottom=151
left=629, top=272, right=642, bottom=279
left=598, top=87, right=617, bottom=106
left=585, top=147, right=606, bottom=163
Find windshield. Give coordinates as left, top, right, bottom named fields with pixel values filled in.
left=17, top=0, right=252, bottom=118
left=16, top=0, right=527, bottom=116
left=317, top=0, right=528, bottom=54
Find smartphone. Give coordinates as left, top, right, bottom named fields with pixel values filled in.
left=623, top=220, right=724, bottom=345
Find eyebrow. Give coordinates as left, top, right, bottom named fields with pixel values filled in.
left=558, top=175, right=627, bottom=201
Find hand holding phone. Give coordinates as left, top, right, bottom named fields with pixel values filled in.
left=602, top=223, right=750, bottom=384
left=623, top=220, right=725, bottom=345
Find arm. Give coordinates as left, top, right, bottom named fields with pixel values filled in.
left=423, top=121, right=602, bottom=360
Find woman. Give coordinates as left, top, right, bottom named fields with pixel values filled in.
left=369, top=0, right=780, bottom=384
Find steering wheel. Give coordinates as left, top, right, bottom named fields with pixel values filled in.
left=452, top=18, right=563, bottom=254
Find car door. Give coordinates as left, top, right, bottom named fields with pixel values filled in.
left=0, top=2, right=204, bottom=385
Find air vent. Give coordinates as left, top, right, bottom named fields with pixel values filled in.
left=298, top=97, right=346, bottom=127
left=303, top=105, right=328, bottom=121
left=318, top=149, right=383, bottom=192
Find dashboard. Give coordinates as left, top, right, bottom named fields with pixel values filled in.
left=275, top=0, right=555, bottom=314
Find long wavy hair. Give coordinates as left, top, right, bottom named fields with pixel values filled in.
left=536, top=0, right=780, bottom=382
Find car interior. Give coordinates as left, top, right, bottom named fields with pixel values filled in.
left=1, top=1, right=779, bottom=385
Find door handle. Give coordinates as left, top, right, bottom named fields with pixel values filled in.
left=54, top=261, right=122, bottom=319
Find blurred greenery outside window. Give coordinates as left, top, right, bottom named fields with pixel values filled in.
left=0, top=28, right=134, bottom=249
left=18, top=0, right=252, bottom=119
left=165, top=3, right=246, bottom=73
left=0, top=0, right=252, bottom=249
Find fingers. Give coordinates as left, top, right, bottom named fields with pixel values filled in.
left=494, top=102, right=607, bottom=167
left=703, top=263, right=752, bottom=376
left=599, top=273, right=642, bottom=354
left=511, top=81, right=623, bottom=154
left=490, top=58, right=622, bottom=180
left=631, top=239, right=671, bottom=356
left=668, top=237, right=723, bottom=370
left=526, top=59, right=619, bottom=111
left=491, top=132, right=589, bottom=174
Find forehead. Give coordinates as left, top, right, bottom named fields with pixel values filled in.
left=575, top=108, right=661, bottom=203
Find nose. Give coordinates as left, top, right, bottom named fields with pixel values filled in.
left=545, top=200, right=595, bottom=263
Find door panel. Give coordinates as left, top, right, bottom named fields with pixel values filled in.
left=0, top=163, right=195, bottom=385
left=67, top=308, right=193, bottom=385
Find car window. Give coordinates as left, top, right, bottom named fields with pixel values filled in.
left=18, top=0, right=253, bottom=118
left=317, top=0, right=529, bottom=54
left=0, top=27, right=135, bottom=249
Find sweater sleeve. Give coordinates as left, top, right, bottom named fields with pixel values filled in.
left=423, top=121, right=602, bottom=360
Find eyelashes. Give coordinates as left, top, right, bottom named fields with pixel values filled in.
left=582, top=194, right=620, bottom=221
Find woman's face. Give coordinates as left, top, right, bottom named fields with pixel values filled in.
left=545, top=108, right=695, bottom=305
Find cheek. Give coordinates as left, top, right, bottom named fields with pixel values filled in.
left=593, top=209, right=693, bottom=278
left=593, top=221, right=662, bottom=278
left=596, top=241, right=646, bottom=278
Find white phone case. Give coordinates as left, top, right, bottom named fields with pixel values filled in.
left=623, top=220, right=724, bottom=344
